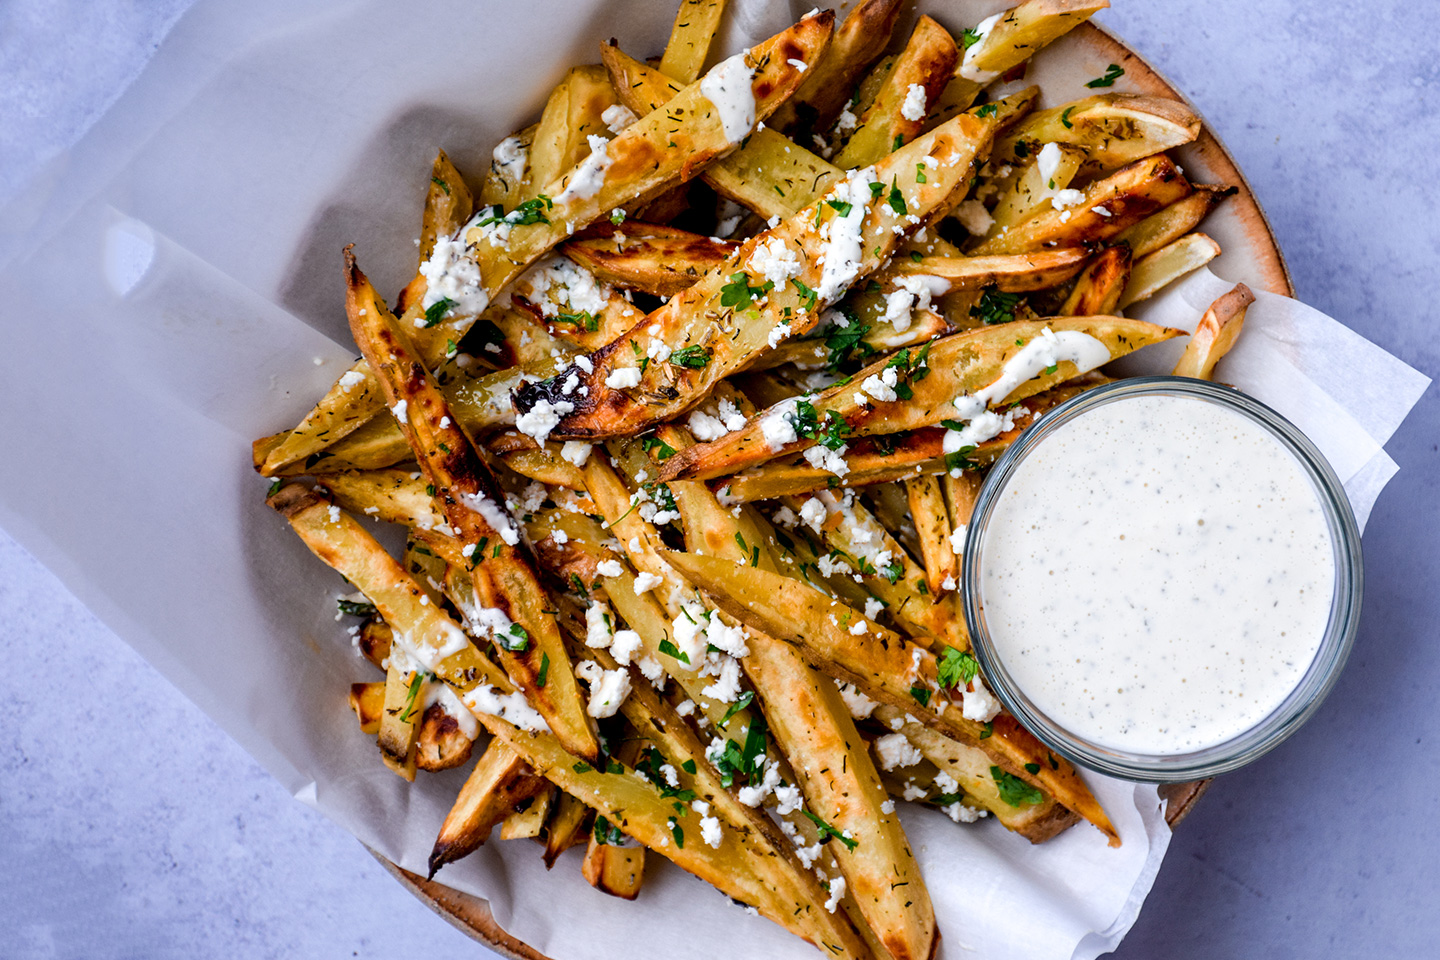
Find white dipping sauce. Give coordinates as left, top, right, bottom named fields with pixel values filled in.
left=979, top=393, right=1335, bottom=755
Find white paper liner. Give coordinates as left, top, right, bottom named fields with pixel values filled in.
left=0, top=1, right=1428, bottom=959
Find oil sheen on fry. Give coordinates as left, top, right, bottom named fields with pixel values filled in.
left=978, top=393, right=1335, bottom=755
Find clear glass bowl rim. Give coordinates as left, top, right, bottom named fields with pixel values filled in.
left=960, top=376, right=1364, bottom=783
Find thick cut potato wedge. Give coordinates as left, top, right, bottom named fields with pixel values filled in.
left=662, top=316, right=1180, bottom=482
left=930, top=0, right=1111, bottom=121
left=349, top=682, right=384, bottom=734
left=1111, top=184, right=1234, bottom=258
left=521, top=113, right=998, bottom=440
left=562, top=226, right=735, bottom=298
left=543, top=792, right=593, bottom=868
left=832, top=17, right=959, bottom=170
left=768, top=0, right=906, bottom=139
left=972, top=154, right=1193, bottom=255
left=1172, top=282, right=1253, bottom=380
left=428, top=739, right=549, bottom=878
left=344, top=251, right=600, bottom=762
left=886, top=248, right=1091, bottom=293
left=1118, top=231, right=1221, bottom=307
left=906, top=475, right=957, bottom=597
left=1058, top=244, right=1131, bottom=315
left=659, top=0, right=729, bottom=83
left=663, top=551, right=1119, bottom=845
left=992, top=93, right=1200, bottom=172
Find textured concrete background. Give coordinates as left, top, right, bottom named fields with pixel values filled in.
left=1, top=1, right=1435, bottom=957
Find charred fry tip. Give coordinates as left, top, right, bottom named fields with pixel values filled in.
left=265, top=481, right=328, bottom=517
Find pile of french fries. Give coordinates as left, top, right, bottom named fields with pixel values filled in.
left=254, top=1, right=1257, bottom=955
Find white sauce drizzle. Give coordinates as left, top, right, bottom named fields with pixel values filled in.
left=980, top=394, right=1335, bottom=754
left=959, top=13, right=1004, bottom=84
left=699, top=54, right=757, bottom=143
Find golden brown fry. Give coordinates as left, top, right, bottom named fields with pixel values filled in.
left=416, top=699, right=476, bottom=772
left=906, top=475, right=957, bottom=597
left=561, top=226, right=735, bottom=297
left=832, top=16, right=958, bottom=170
left=992, top=92, right=1200, bottom=171
left=886, top=248, right=1091, bottom=293
left=658, top=0, right=729, bottom=83
left=768, top=0, right=905, bottom=138
left=1118, top=231, right=1221, bottom=308
left=1058, top=245, right=1132, bottom=316
left=377, top=658, right=421, bottom=781
left=344, top=250, right=600, bottom=762
left=972, top=154, right=1193, bottom=255
left=1111, top=184, right=1234, bottom=258
left=501, top=785, right=554, bottom=840
left=581, top=736, right=647, bottom=898
left=479, top=124, right=535, bottom=209
left=543, top=792, right=593, bottom=868
left=930, top=0, right=1110, bottom=121
left=1172, top=282, right=1253, bottom=380
left=349, top=681, right=385, bottom=734
left=428, top=738, right=550, bottom=878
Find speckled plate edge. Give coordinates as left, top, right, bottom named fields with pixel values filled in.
left=369, top=16, right=1291, bottom=957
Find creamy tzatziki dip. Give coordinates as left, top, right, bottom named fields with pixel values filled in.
left=977, top=392, right=1335, bottom=755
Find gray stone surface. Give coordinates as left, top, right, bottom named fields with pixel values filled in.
left=1, top=1, right=1435, bottom=958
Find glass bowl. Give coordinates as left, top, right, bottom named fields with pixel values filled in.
left=961, top=377, right=1364, bottom=782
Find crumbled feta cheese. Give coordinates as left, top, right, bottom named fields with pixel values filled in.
left=954, top=199, right=994, bottom=236
left=560, top=441, right=592, bottom=467
left=633, top=571, right=663, bottom=594
left=604, top=366, right=643, bottom=389
left=879, top=799, right=895, bottom=814
left=815, top=166, right=879, bottom=301
left=515, top=398, right=574, bottom=446
left=773, top=784, right=803, bottom=815
left=861, top=365, right=900, bottom=403
left=874, top=732, right=924, bottom=771
left=576, top=660, right=632, bottom=718
left=838, top=683, right=879, bottom=720
left=900, top=83, right=928, bottom=122
left=609, top=629, right=644, bottom=665
left=823, top=876, right=846, bottom=914
left=601, top=103, right=638, bottom=135
left=760, top=399, right=800, bottom=451
left=338, top=370, right=365, bottom=391
left=701, top=655, right=744, bottom=703
left=595, top=559, right=624, bottom=578
left=419, top=236, right=490, bottom=315
left=961, top=676, right=1002, bottom=722
left=555, top=134, right=614, bottom=203
left=798, top=497, right=829, bottom=532
left=1051, top=188, right=1086, bottom=210
left=949, top=523, right=968, bottom=555
left=747, top=237, right=802, bottom=287
left=863, top=598, right=884, bottom=620
left=802, top=443, right=850, bottom=476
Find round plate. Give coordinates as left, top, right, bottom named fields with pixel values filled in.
left=376, top=15, right=1291, bottom=958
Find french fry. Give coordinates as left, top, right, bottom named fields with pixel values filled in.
left=501, top=784, right=555, bottom=840
left=658, top=0, right=729, bottom=83
left=768, top=0, right=905, bottom=139
left=993, top=93, right=1200, bottom=173
left=1172, top=282, right=1253, bottom=380
left=662, top=316, right=1180, bottom=483
left=930, top=0, right=1111, bottom=121
left=521, top=112, right=998, bottom=440
left=428, top=739, right=550, bottom=878
left=562, top=226, right=735, bottom=297
left=526, top=65, right=619, bottom=198
left=905, top=475, right=957, bottom=597
left=377, top=658, right=423, bottom=782
left=581, top=736, right=647, bottom=898
left=1058, top=244, right=1132, bottom=316
left=832, top=17, right=959, bottom=170
left=981, top=142, right=1085, bottom=237
left=349, top=681, right=384, bottom=734
left=1111, top=184, right=1234, bottom=258
left=478, top=124, right=535, bottom=210
left=543, top=792, right=593, bottom=868
left=871, top=705, right=1079, bottom=842
left=416, top=698, right=477, bottom=772
left=344, top=250, right=600, bottom=762
left=886, top=248, right=1092, bottom=293
left=972, top=154, right=1193, bottom=255
left=1118, top=231, right=1221, bottom=307
left=663, top=551, right=1120, bottom=845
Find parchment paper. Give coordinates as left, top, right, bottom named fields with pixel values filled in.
left=0, top=1, right=1428, bottom=959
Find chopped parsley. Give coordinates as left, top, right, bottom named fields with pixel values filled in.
left=719, top=271, right=773, bottom=312
left=1060, top=106, right=1076, bottom=129
left=910, top=684, right=932, bottom=707
left=970, top=286, right=1022, bottom=325
left=802, top=809, right=858, bottom=851
left=718, top=690, right=755, bottom=727
left=1086, top=63, right=1125, bottom=88
left=826, top=198, right=853, bottom=216
left=337, top=598, right=377, bottom=618
left=658, top=638, right=691, bottom=664
left=883, top=342, right=932, bottom=400
left=793, top=400, right=852, bottom=450
left=991, top=765, right=1044, bottom=807
left=478, top=194, right=553, bottom=227
left=791, top=277, right=819, bottom=313
left=536, top=652, right=550, bottom=688
left=593, top=815, right=628, bottom=846
left=641, top=436, right=677, bottom=460
left=610, top=208, right=627, bottom=225
left=430, top=176, right=450, bottom=195
left=497, top=622, right=530, bottom=652
left=635, top=746, right=698, bottom=803
left=975, top=102, right=999, bottom=119
left=937, top=647, right=980, bottom=690
left=668, top=345, right=711, bottom=369
left=887, top=177, right=908, bottom=216
left=555, top=310, right=599, bottom=332
left=669, top=818, right=685, bottom=848
left=915, top=163, right=927, bottom=184
left=422, top=297, right=456, bottom=327
left=266, top=479, right=282, bottom=497
left=960, top=27, right=983, bottom=50
left=711, top=717, right=769, bottom=788
left=399, top=671, right=426, bottom=723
